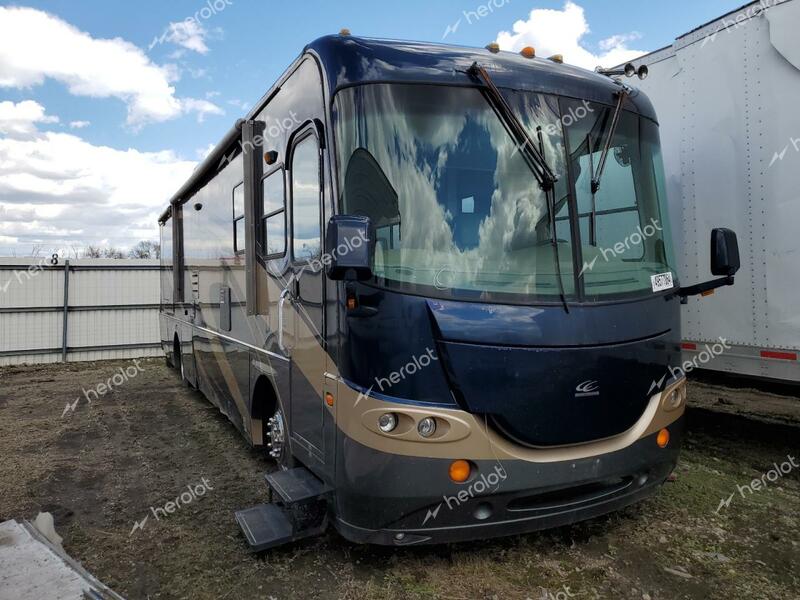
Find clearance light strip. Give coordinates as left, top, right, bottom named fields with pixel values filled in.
left=681, top=341, right=797, bottom=361
left=760, top=350, right=798, bottom=361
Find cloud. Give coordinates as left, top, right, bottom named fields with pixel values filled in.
left=599, top=32, right=643, bottom=51
left=0, top=100, right=59, bottom=139
left=181, top=98, right=225, bottom=123
left=496, top=2, right=646, bottom=70
left=69, top=120, right=91, bottom=129
left=152, top=19, right=210, bottom=55
left=0, top=107, right=196, bottom=253
left=196, top=143, right=216, bottom=159
left=0, top=6, right=223, bottom=127
left=227, top=99, right=250, bottom=111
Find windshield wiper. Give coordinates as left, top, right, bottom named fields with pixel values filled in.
left=591, top=86, right=629, bottom=195
left=586, top=133, right=597, bottom=246
left=467, top=63, right=558, bottom=191
left=467, top=62, right=568, bottom=313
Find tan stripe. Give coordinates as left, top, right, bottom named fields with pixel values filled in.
left=333, top=376, right=686, bottom=462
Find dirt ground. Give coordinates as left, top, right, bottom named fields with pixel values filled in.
left=0, top=359, right=798, bottom=600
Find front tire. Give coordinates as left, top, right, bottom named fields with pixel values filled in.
left=266, top=408, right=295, bottom=471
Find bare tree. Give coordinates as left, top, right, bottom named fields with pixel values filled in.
left=84, top=245, right=103, bottom=258
left=101, top=247, right=125, bottom=259
left=128, top=240, right=160, bottom=259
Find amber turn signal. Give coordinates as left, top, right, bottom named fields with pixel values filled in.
left=325, top=392, right=335, bottom=407
left=449, top=460, right=471, bottom=483
left=657, top=428, right=670, bottom=448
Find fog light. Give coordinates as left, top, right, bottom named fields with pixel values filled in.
left=474, top=502, right=493, bottom=520
left=657, top=428, right=670, bottom=448
left=378, top=413, right=397, bottom=433
left=417, top=417, right=437, bottom=438
left=449, top=460, right=471, bottom=483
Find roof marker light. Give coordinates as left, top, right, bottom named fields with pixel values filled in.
left=520, top=46, right=536, bottom=59
left=548, top=54, right=564, bottom=63
left=339, top=28, right=351, bottom=36
left=486, top=42, right=500, bottom=53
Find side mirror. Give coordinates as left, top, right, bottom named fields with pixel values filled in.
left=679, top=227, right=741, bottom=299
left=325, top=215, right=374, bottom=281
left=711, top=228, right=740, bottom=277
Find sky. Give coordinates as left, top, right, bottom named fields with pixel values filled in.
left=0, top=0, right=747, bottom=256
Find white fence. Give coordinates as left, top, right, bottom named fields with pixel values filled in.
left=0, top=258, right=162, bottom=366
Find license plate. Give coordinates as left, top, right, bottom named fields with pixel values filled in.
left=651, top=272, right=674, bottom=293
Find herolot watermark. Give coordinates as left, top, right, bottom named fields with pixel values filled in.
left=512, top=100, right=594, bottom=158
left=150, top=0, right=234, bottom=50
left=702, top=0, right=778, bottom=47
left=1, top=253, right=63, bottom=294
left=532, top=586, right=578, bottom=600
left=61, top=359, right=145, bottom=417
left=130, top=478, right=215, bottom=535
left=649, top=337, right=731, bottom=394
left=301, top=229, right=369, bottom=275
left=715, top=455, right=798, bottom=513
left=443, top=0, right=511, bottom=39
left=355, top=348, right=440, bottom=407
left=768, top=135, right=800, bottom=169
left=374, top=348, right=439, bottom=393
left=579, top=218, right=663, bottom=275
left=218, top=111, right=302, bottom=168
left=669, top=337, right=731, bottom=381
left=422, top=464, right=508, bottom=525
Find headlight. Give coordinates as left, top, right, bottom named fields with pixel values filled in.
left=417, top=417, right=437, bottom=438
left=663, top=386, right=685, bottom=411
left=378, top=413, right=398, bottom=433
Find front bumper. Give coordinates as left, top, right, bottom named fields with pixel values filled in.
left=333, top=416, right=684, bottom=545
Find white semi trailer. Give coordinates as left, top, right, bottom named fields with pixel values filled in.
left=615, top=0, right=800, bottom=383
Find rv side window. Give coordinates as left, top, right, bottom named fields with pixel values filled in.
left=233, top=183, right=245, bottom=254
left=160, top=217, right=173, bottom=305
left=262, top=169, right=286, bottom=258
left=291, top=135, right=322, bottom=261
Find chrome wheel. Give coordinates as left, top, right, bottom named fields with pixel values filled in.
left=266, top=409, right=287, bottom=465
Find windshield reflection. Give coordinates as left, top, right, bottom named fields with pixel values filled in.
left=333, top=84, right=674, bottom=302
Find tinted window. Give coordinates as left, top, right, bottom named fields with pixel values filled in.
left=291, top=136, right=321, bottom=261
left=233, top=183, right=245, bottom=253
left=262, top=170, right=286, bottom=258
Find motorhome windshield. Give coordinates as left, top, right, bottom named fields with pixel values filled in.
left=333, top=83, right=675, bottom=303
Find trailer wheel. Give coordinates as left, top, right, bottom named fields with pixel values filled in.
left=173, top=336, right=181, bottom=374
left=173, top=335, right=191, bottom=388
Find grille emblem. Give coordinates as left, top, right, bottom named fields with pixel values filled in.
left=575, top=380, right=600, bottom=398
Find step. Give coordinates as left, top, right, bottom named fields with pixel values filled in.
left=264, top=467, right=332, bottom=505
left=235, top=503, right=325, bottom=552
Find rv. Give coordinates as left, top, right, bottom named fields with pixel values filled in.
left=159, top=33, right=739, bottom=549
left=617, top=0, right=800, bottom=383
